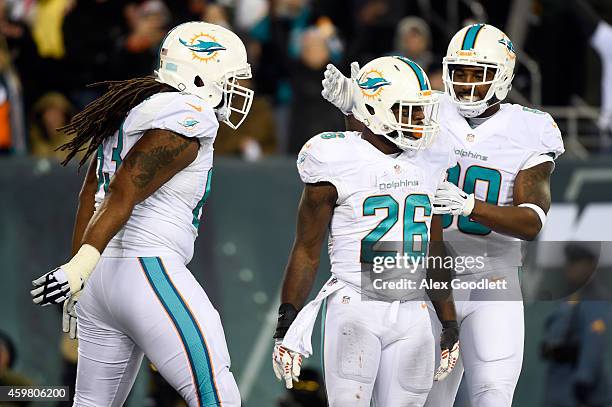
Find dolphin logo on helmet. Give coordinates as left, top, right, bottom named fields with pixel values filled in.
left=156, top=22, right=254, bottom=130
left=498, top=38, right=515, bottom=57
left=179, top=38, right=226, bottom=55
left=358, top=77, right=392, bottom=90
left=351, top=56, right=440, bottom=151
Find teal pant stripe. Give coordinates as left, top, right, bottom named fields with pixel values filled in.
left=139, top=257, right=220, bottom=406
left=320, top=298, right=327, bottom=382
left=395, top=56, right=429, bottom=90
left=462, top=24, right=485, bottom=50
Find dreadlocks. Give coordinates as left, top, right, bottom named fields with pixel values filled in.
left=58, top=76, right=177, bottom=166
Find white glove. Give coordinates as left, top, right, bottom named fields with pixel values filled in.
left=321, top=61, right=360, bottom=115
left=31, top=244, right=100, bottom=306
left=272, top=339, right=303, bottom=389
left=434, top=340, right=460, bottom=381
left=432, top=181, right=475, bottom=216
left=62, top=291, right=81, bottom=339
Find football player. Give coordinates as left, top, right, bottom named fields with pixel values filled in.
left=321, top=24, right=564, bottom=407
left=272, top=56, right=461, bottom=406
left=29, top=22, right=253, bottom=406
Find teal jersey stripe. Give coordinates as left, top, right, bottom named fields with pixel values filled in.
left=103, top=173, right=111, bottom=193
left=462, top=24, right=485, bottom=50
left=192, top=168, right=213, bottom=228
left=111, top=121, right=125, bottom=168
left=139, top=257, right=220, bottom=406
left=394, top=56, right=429, bottom=91
left=96, top=145, right=104, bottom=192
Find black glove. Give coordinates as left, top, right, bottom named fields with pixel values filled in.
left=434, top=320, right=460, bottom=381
left=440, top=320, right=460, bottom=350
left=273, top=303, right=299, bottom=339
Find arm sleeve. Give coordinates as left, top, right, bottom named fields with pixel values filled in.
left=520, top=153, right=555, bottom=170
left=522, top=113, right=565, bottom=171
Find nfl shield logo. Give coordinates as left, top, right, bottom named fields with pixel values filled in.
left=466, top=134, right=475, bottom=142
left=394, top=165, right=401, bottom=174
left=341, top=296, right=351, bottom=304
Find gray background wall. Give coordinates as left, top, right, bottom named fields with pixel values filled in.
left=1, top=156, right=611, bottom=406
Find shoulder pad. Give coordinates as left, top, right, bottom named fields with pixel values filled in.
left=128, top=92, right=219, bottom=139
left=516, top=105, right=564, bottom=159
left=296, top=132, right=357, bottom=202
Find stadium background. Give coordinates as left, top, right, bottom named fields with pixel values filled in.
left=1, top=0, right=612, bottom=406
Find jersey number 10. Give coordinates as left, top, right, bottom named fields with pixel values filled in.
left=442, top=164, right=502, bottom=235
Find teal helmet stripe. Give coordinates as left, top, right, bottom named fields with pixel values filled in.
left=394, top=56, right=429, bottom=91
left=462, top=24, right=485, bottom=50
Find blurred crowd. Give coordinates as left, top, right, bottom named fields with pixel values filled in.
left=0, top=0, right=611, bottom=161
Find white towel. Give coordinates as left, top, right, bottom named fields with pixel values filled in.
left=282, top=276, right=345, bottom=357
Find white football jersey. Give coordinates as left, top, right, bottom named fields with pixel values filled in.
left=297, top=131, right=456, bottom=294
left=439, top=95, right=565, bottom=273
left=94, top=92, right=219, bottom=263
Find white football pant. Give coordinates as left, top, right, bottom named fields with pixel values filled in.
left=74, top=256, right=240, bottom=407
left=425, top=270, right=524, bottom=407
left=322, top=285, right=435, bottom=407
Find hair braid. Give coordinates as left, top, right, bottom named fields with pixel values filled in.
left=58, top=76, right=176, bottom=166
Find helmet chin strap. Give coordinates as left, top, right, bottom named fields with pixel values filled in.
left=215, top=105, right=229, bottom=122
left=215, top=85, right=231, bottom=122
left=456, top=96, right=501, bottom=118
left=457, top=102, right=488, bottom=118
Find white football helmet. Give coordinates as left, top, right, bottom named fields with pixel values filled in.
left=351, top=56, right=440, bottom=150
left=156, top=21, right=253, bottom=129
left=443, top=23, right=516, bottom=118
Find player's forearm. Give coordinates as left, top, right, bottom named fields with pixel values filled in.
left=427, top=242, right=456, bottom=322
left=428, top=282, right=456, bottom=323
left=470, top=200, right=542, bottom=241
left=280, top=247, right=320, bottom=309
left=79, top=189, right=136, bottom=253
left=72, top=158, right=99, bottom=255
left=432, top=298, right=457, bottom=323
left=72, top=194, right=96, bottom=256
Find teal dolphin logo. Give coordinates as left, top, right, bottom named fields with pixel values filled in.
left=498, top=38, right=515, bottom=54
left=179, top=38, right=226, bottom=55
left=358, top=77, right=392, bottom=90
left=179, top=118, right=199, bottom=128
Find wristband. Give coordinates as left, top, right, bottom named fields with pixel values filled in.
left=62, top=244, right=101, bottom=294
left=518, top=203, right=547, bottom=229
left=273, top=303, right=299, bottom=339
left=441, top=320, right=459, bottom=330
